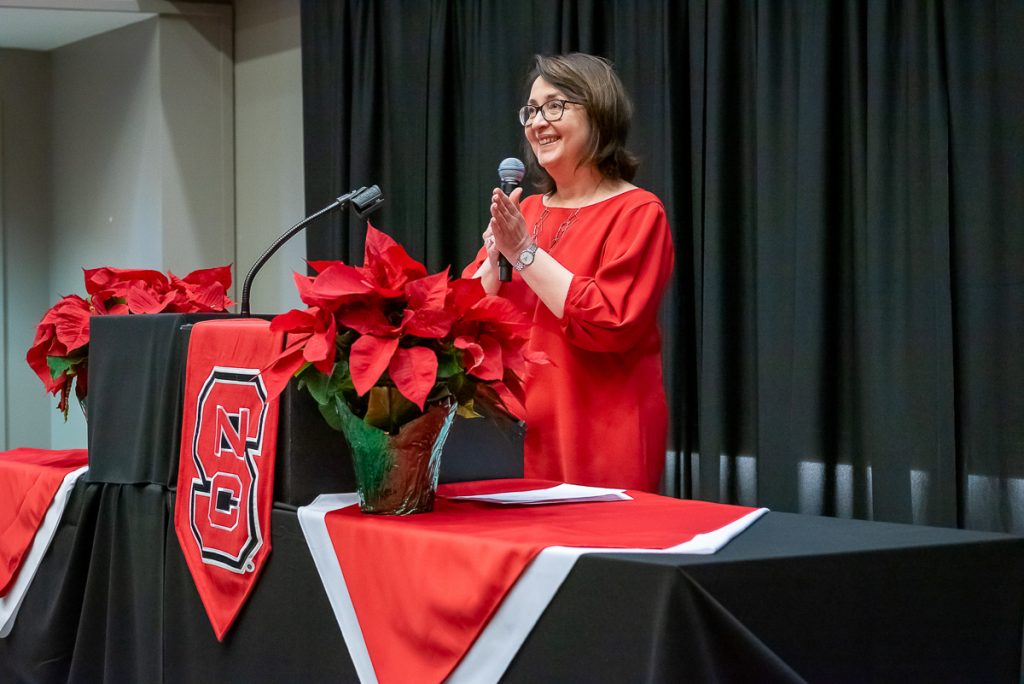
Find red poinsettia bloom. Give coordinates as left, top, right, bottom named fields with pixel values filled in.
left=269, top=224, right=541, bottom=420
left=26, top=294, right=92, bottom=417
left=31, top=264, right=234, bottom=418
left=269, top=305, right=338, bottom=376
left=168, top=265, right=234, bottom=312
left=451, top=290, right=540, bottom=418
left=362, top=223, right=428, bottom=294
left=295, top=262, right=374, bottom=310
left=346, top=267, right=460, bottom=407
left=85, top=265, right=233, bottom=315
left=27, top=294, right=91, bottom=389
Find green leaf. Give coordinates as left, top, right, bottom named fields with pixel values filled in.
left=456, top=399, right=482, bottom=419
left=448, top=373, right=478, bottom=405
left=303, top=368, right=332, bottom=405
left=47, top=355, right=79, bottom=380
left=426, top=384, right=453, bottom=404
left=436, top=350, right=463, bottom=378
left=294, top=363, right=313, bottom=390
left=329, top=358, right=356, bottom=394
left=364, top=387, right=392, bottom=430
left=364, top=386, right=419, bottom=433
left=317, top=398, right=345, bottom=432
left=387, top=388, right=418, bottom=427
left=338, top=329, right=359, bottom=347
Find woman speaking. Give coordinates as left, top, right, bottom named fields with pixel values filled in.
left=465, top=53, right=674, bottom=493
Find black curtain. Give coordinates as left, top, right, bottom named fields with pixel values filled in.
left=300, top=0, right=1024, bottom=534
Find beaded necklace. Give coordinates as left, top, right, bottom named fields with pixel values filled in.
left=533, top=178, right=605, bottom=247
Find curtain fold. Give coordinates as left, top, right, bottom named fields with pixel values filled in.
left=300, top=0, right=1024, bottom=533
left=942, top=0, right=1024, bottom=532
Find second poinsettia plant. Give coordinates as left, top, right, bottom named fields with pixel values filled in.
left=27, top=265, right=234, bottom=419
left=269, top=225, right=540, bottom=434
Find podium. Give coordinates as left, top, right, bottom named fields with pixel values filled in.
left=85, top=313, right=525, bottom=503
left=1, top=314, right=1023, bottom=683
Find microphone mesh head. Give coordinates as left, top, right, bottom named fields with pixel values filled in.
left=498, top=157, right=526, bottom=183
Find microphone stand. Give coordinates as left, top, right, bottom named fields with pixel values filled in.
left=239, top=185, right=383, bottom=316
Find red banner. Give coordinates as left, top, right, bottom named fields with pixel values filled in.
left=300, top=480, right=767, bottom=684
left=174, top=319, right=282, bottom=640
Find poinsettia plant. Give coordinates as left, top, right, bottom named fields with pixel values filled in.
left=268, top=225, right=541, bottom=435
left=28, top=265, right=234, bottom=419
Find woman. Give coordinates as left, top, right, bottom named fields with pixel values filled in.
left=465, top=53, right=674, bottom=492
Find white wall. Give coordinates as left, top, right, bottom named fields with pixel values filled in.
left=50, top=14, right=235, bottom=284
left=234, top=0, right=304, bottom=315
left=0, top=0, right=304, bottom=450
left=159, top=12, right=235, bottom=274
left=0, top=49, right=54, bottom=448
left=49, top=19, right=164, bottom=288
left=47, top=13, right=234, bottom=448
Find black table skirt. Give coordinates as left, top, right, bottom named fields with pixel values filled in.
left=2, top=479, right=1022, bottom=683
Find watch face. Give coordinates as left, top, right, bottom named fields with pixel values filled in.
left=519, top=250, right=535, bottom=266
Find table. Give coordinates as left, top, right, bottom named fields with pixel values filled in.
left=2, top=481, right=1021, bottom=682
left=1, top=314, right=1021, bottom=682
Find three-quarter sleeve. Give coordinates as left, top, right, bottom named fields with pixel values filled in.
left=559, top=201, right=674, bottom=353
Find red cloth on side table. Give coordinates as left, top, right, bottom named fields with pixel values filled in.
left=0, top=447, right=88, bottom=639
left=0, top=448, right=88, bottom=596
left=300, top=479, right=766, bottom=684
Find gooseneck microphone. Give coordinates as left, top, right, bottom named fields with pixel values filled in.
left=240, top=185, right=384, bottom=316
left=497, top=157, right=526, bottom=282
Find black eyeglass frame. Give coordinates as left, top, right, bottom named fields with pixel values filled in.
left=518, top=99, right=583, bottom=126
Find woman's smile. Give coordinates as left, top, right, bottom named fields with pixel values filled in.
left=525, top=77, right=590, bottom=176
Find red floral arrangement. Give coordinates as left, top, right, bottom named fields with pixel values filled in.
left=268, top=225, right=540, bottom=433
left=28, top=265, right=234, bottom=419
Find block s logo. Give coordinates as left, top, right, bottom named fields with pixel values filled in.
left=188, top=367, right=269, bottom=573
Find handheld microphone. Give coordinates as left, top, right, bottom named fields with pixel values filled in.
left=240, top=185, right=383, bottom=316
left=497, top=157, right=525, bottom=282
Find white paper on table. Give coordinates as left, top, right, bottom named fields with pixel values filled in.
left=446, top=483, right=632, bottom=505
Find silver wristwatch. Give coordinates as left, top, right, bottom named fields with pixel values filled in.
left=514, top=243, right=539, bottom=272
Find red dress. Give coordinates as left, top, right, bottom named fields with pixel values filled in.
left=465, top=188, right=674, bottom=492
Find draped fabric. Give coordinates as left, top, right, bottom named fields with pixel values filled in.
left=301, top=0, right=1024, bottom=533
left=301, top=488, right=763, bottom=684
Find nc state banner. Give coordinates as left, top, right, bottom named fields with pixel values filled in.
left=174, top=319, right=283, bottom=640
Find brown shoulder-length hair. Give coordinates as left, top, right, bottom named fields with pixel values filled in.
left=522, top=53, right=639, bottom=194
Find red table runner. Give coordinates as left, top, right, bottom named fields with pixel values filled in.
left=0, top=448, right=88, bottom=637
left=299, top=480, right=767, bottom=684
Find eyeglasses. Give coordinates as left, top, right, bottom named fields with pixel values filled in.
left=518, top=99, right=582, bottom=126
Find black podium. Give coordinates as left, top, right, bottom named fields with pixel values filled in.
left=1, top=314, right=1023, bottom=683
left=85, top=313, right=525, bottom=503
